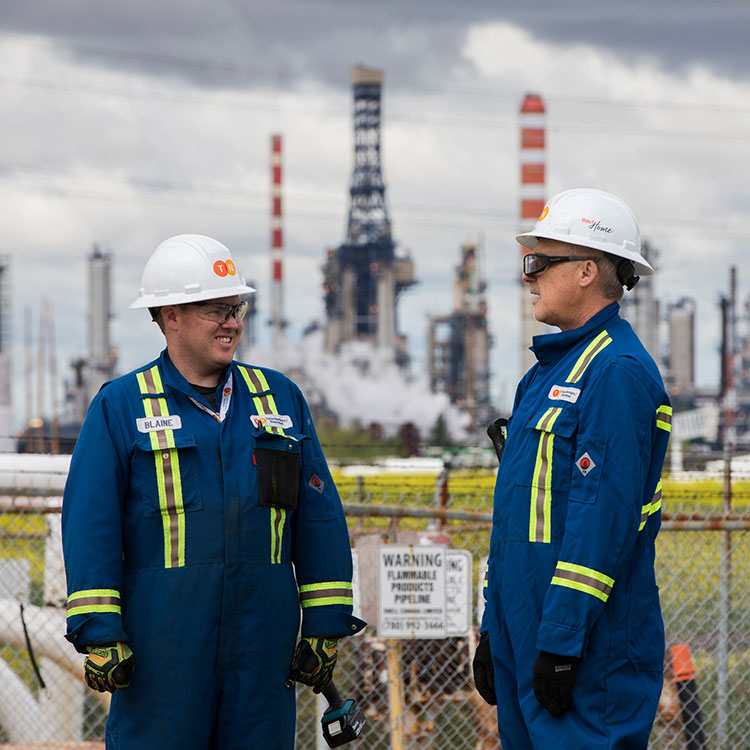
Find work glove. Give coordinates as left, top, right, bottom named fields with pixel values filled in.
left=472, top=631, right=497, bottom=705
left=288, top=636, right=338, bottom=694
left=84, top=642, right=135, bottom=692
left=533, top=650, right=579, bottom=717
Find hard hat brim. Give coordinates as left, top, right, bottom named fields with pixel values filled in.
left=515, top=231, right=654, bottom=276
left=129, top=281, right=256, bottom=309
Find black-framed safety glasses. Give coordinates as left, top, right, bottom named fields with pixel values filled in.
left=522, top=253, right=599, bottom=276
left=189, top=300, right=248, bottom=324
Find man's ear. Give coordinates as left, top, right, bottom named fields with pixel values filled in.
left=161, top=304, right=180, bottom=329
left=578, top=259, right=599, bottom=288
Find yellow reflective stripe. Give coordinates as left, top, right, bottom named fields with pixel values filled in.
left=535, top=407, right=562, bottom=432
left=299, top=581, right=354, bottom=608
left=529, top=409, right=560, bottom=544
left=566, top=331, right=612, bottom=383
left=552, top=561, right=614, bottom=603
left=137, top=366, right=185, bottom=568
left=66, top=589, right=121, bottom=618
left=238, top=366, right=287, bottom=436
left=640, top=480, right=663, bottom=531
left=657, top=405, right=673, bottom=432
left=530, top=430, right=554, bottom=543
left=270, top=507, right=286, bottom=564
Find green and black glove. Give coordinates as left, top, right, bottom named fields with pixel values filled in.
left=84, top=642, right=135, bottom=692
left=288, top=636, right=338, bottom=694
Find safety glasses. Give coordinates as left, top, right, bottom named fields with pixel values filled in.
left=523, top=253, right=599, bottom=276
left=189, top=300, right=248, bottom=324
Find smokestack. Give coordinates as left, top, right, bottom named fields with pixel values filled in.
left=270, top=133, right=286, bottom=352
left=87, top=246, right=116, bottom=401
left=0, top=258, right=13, bottom=451
left=519, top=93, right=547, bottom=373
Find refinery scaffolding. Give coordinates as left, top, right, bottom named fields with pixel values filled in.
left=323, top=65, right=415, bottom=367
left=427, top=243, right=492, bottom=432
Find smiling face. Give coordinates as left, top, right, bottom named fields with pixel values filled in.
left=161, top=295, right=243, bottom=386
left=522, top=238, right=607, bottom=331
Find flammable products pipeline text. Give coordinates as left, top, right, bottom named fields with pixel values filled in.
left=386, top=570, right=438, bottom=580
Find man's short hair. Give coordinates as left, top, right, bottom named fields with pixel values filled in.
left=149, top=307, right=165, bottom=332
left=589, top=250, right=625, bottom=301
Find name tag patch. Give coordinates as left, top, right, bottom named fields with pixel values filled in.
left=137, top=415, right=182, bottom=433
left=251, top=414, right=293, bottom=429
left=548, top=385, right=581, bottom=404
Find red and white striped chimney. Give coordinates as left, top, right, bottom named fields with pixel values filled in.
left=519, top=93, right=547, bottom=372
left=270, top=134, right=285, bottom=352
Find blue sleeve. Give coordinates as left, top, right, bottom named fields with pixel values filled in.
left=291, top=386, right=366, bottom=639
left=536, top=360, right=667, bottom=657
left=62, top=388, right=130, bottom=653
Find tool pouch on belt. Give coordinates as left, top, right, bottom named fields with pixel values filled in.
left=255, top=435, right=301, bottom=510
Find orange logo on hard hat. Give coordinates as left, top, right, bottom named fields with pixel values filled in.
left=226, top=260, right=236, bottom=276
left=538, top=206, right=549, bottom=221
left=213, top=260, right=228, bottom=277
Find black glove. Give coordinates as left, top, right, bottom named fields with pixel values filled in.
left=84, top=642, right=135, bottom=692
left=288, top=636, right=338, bottom=694
left=533, top=650, right=579, bottom=717
left=472, top=631, right=497, bottom=706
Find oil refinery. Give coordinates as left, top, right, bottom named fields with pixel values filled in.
left=4, top=68, right=750, bottom=455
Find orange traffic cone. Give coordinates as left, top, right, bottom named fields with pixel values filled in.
left=670, top=644, right=707, bottom=750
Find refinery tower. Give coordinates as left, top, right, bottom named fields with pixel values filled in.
left=323, top=66, right=415, bottom=365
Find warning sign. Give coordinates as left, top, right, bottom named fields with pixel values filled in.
left=378, top=545, right=446, bottom=639
left=445, top=550, right=472, bottom=636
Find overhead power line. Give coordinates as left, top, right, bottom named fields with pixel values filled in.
left=2, top=73, right=750, bottom=139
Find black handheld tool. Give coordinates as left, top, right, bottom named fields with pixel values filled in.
left=487, top=417, right=508, bottom=464
left=320, top=681, right=367, bottom=748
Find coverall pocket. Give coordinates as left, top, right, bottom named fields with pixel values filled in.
left=627, top=584, right=665, bottom=672
left=254, top=433, right=301, bottom=510
left=522, top=405, right=578, bottom=492
left=131, top=432, right=203, bottom=517
left=568, top=433, right=605, bottom=504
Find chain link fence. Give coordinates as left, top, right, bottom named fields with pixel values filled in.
left=1, top=452, right=750, bottom=749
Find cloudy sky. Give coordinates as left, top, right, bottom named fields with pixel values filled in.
left=2, top=0, right=749, bottom=433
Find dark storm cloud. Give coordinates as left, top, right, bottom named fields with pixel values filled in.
left=2, top=0, right=748, bottom=91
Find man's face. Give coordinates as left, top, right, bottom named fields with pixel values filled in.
left=522, top=238, right=592, bottom=331
left=167, top=295, right=243, bottom=382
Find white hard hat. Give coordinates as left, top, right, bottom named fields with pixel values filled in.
left=130, top=234, right=255, bottom=309
left=516, top=188, right=653, bottom=277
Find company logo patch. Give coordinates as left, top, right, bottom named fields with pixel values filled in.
left=308, top=474, right=325, bottom=493
left=575, top=452, right=596, bottom=477
left=548, top=385, right=581, bottom=403
left=538, top=206, right=549, bottom=221
left=136, top=415, right=182, bottom=433
left=250, top=414, right=293, bottom=429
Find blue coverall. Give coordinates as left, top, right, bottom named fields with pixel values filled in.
left=482, top=303, right=671, bottom=749
left=62, top=351, right=365, bottom=750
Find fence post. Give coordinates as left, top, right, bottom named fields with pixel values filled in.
left=717, top=442, right=733, bottom=749
left=386, top=639, right=406, bottom=750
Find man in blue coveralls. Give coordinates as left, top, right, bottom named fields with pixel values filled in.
left=473, top=189, right=671, bottom=749
left=62, top=234, right=365, bottom=749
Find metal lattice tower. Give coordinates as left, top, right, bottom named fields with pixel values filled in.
left=346, top=67, right=392, bottom=254
left=323, top=66, right=415, bottom=359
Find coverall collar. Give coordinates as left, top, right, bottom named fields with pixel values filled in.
left=159, top=349, right=232, bottom=398
left=530, top=301, right=621, bottom=367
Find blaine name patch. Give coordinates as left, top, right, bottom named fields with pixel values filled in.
left=136, top=415, right=182, bottom=433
